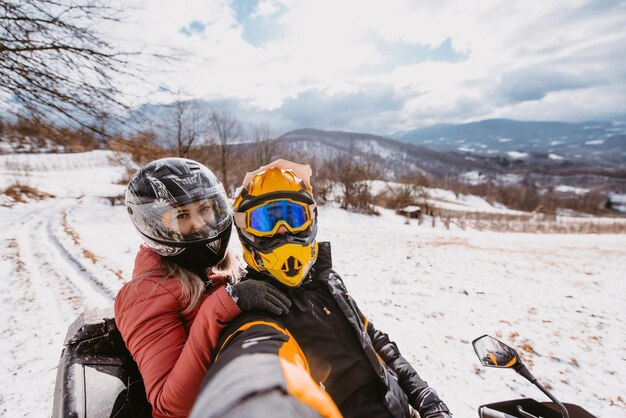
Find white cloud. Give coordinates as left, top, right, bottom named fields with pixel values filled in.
left=109, top=0, right=626, bottom=132
left=251, top=0, right=281, bottom=18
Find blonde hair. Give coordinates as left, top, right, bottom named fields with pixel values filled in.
left=161, top=249, right=242, bottom=314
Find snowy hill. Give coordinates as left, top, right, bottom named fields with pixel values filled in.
left=393, top=119, right=626, bottom=168
left=1, top=151, right=625, bottom=417
left=277, top=128, right=626, bottom=200
left=278, top=128, right=471, bottom=179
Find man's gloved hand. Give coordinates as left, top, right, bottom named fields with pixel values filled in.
left=422, top=412, right=452, bottom=418
left=410, top=405, right=452, bottom=418
left=419, top=401, right=452, bottom=418
left=228, top=280, right=291, bottom=315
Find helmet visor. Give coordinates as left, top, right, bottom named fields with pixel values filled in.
left=130, top=184, right=231, bottom=245
left=244, top=199, right=313, bottom=237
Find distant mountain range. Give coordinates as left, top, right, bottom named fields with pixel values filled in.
left=277, top=126, right=626, bottom=195
left=392, top=119, right=626, bottom=168
left=129, top=103, right=626, bottom=168
left=118, top=105, right=626, bottom=193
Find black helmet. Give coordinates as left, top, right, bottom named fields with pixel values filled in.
left=126, top=158, right=232, bottom=268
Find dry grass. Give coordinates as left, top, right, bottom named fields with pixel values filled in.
left=104, top=194, right=125, bottom=206
left=519, top=342, right=537, bottom=354
left=61, top=214, right=124, bottom=283
left=1, top=182, right=54, bottom=206
left=8, top=239, right=26, bottom=273
left=62, top=213, right=98, bottom=264
left=419, top=210, right=626, bottom=234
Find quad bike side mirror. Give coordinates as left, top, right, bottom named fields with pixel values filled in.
left=472, top=334, right=520, bottom=369
left=472, top=334, right=570, bottom=418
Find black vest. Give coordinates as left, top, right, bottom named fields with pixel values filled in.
left=243, top=242, right=410, bottom=418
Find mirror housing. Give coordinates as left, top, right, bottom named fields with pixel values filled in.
left=472, top=335, right=571, bottom=418
left=472, top=334, right=520, bottom=368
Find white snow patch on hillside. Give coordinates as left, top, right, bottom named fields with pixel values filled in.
left=0, top=150, right=125, bottom=198
left=289, top=140, right=344, bottom=160
left=507, top=151, right=528, bottom=159
left=496, top=173, right=524, bottom=186
left=421, top=188, right=527, bottom=215
left=354, top=140, right=396, bottom=159
left=456, top=194, right=497, bottom=209
left=608, top=193, right=626, bottom=213
left=555, top=185, right=588, bottom=195
left=459, top=170, right=487, bottom=185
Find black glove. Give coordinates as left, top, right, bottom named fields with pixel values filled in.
left=422, top=412, right=452, bottom=418
left=420, top=401, right=452, bottom=418
left=228, top=280, right=291, bottom=315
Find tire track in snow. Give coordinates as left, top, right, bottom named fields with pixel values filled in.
left=0, top=198, right=115, bottom=416
left=0, top=235, right=63, bottom=417
left=56, top=200, right=128, bottom=292
left=10, top=200, right=109, bottom=320
left=3, top=204, right=74, bottom=317
left=1, top=201, right=81, bottom=416
left=45, top=206, right=117, bottom=303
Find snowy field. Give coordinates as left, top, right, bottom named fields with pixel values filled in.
left=1, top=151, right=625, bottom=417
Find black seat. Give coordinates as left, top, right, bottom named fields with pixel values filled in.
left=52, top=308, right=152, bottom=418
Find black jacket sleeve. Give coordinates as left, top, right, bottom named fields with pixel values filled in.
left=365, top=317, right=451, bottom=417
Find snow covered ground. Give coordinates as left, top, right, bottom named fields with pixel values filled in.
left=1, top=151, right=625, bottom=417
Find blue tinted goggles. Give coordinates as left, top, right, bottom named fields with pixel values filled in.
left=242, top=199, right=314, bottom=236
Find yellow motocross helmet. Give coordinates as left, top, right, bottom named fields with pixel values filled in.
left=233, top=159, right=318, bottom=287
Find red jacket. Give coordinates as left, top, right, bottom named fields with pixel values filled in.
left=114, top=245, right=241, bottom=418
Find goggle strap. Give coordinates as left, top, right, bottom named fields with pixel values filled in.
left=234, top=212, right=247, bottom=230
left=309, top=203, right=317, bottom=220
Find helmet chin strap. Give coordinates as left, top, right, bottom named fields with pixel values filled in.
left=169, top=222, right=232, bottom=271
left=170, top=242, right=225, bottom=270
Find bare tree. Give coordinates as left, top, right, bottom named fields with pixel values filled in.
left=0, top=0, right=132, bottom=132
left=325, top=151, right=382, bottom=214
left=210, top=109, right=241, bottom=191
left=249, top=122, right=278, bottom=167
left=167, top=95, right=211, bottom=158
left=117, top=130, right=165, bottom=166
left=382, top=182, right=419, bottom=209
left=109, top=130, right=167, bottom=177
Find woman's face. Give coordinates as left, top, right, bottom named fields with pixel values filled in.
left=161, top=199, right=217, bottom=237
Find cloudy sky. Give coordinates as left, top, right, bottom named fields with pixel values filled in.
left=113, top=0, right=626, bottom=135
